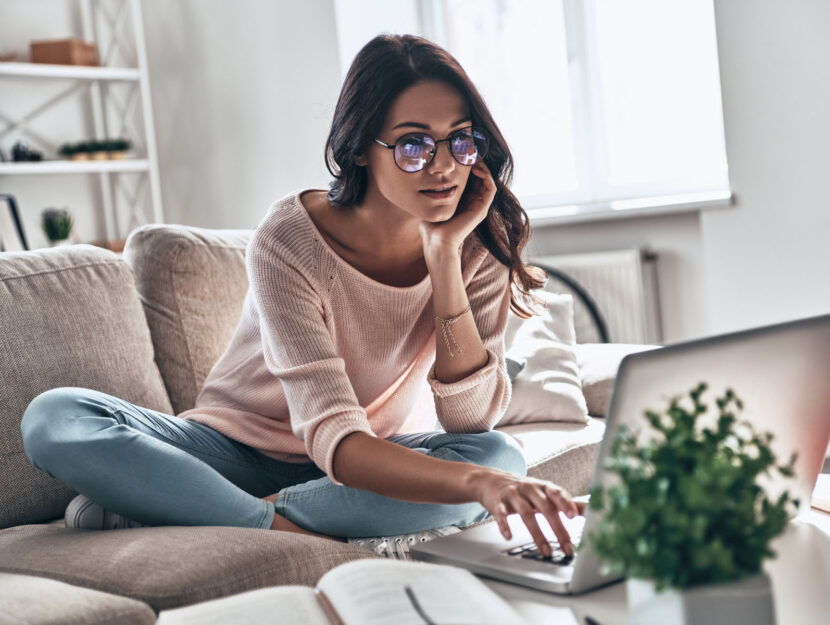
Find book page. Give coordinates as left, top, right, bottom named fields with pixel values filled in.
left=156, top=585, right=328, bottom=625
left=317, top=559, right=527, bottom=625
left=813, top=474, right=830, bottom=513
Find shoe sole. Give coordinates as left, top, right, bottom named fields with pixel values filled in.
left=64, top=496, right=104, bottom=529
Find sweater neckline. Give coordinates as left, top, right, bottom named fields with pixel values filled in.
left=292, top=189, right=433, bottom=293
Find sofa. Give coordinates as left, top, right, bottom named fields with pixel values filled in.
left=0, top=223, right=655, bottom=623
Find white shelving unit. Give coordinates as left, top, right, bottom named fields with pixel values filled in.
left=0, top=0, right=163, bottom=243
left=0, top=160, right=150, bottom=175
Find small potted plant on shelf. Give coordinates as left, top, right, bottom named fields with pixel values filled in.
left=587, top=382, right=799, bottom=625
left=73, top=140, right=94, bottom=160
left=41, top=207, right=75, bottom=247
left=88, top=139, right=109, bottom=161
left=58, top=142, right=84, bottom=161
left=106, top=138, right=131, bottom=160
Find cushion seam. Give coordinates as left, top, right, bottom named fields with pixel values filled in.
left=0, top=260, right=125, bottom=284
left=163, top=242, right=197, bottom=410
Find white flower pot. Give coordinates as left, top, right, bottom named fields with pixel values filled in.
left=627, top=573, right=775, bottom=625
left=49, top=238, right=73, bottom=247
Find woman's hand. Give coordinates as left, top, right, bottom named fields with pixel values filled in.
left=468, top=468, right=587, bottom=557
left=419, top=160, right=497, bottom=258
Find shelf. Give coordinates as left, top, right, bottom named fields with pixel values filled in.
left=0, top=160, right=150, bottom=175
left=0, top=62, right=139, bottom=81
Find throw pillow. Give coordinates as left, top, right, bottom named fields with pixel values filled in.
left=498, top=291, right=589, bottom=425
left=574, top=343, right=662, bottom=417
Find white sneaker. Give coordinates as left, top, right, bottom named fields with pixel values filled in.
left=64, top=494, right=149, bottom=530
left=348, top=525, right=462, bottom=560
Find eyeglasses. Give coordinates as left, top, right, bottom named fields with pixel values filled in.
left=374, top=126, right=489, bottom=173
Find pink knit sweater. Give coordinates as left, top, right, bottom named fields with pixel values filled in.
left=177, top=189, right=512, bottom=483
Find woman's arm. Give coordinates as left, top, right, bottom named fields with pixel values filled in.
left=332, top=431, right=584, bottom=556
left=428, top=246, right=490, bottom=383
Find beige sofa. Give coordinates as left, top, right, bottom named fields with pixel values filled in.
left=0, top=224, right=652, bottom=623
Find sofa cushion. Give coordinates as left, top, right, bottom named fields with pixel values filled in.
left=0, top=245, right=173, bottom=529
left=123, top=225, right=252, bottom=414
left=500, top=292, right=589, bottom=425
left=0, top=572, right=156, bottom=625
left=574, top=343, right=662, bottom=416
left=0, top=525, right=378, bottom=613
left=497, top=418, right=605, bottom=496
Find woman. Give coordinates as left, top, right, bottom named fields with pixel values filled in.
left=20, top=34, right=583, bottom=559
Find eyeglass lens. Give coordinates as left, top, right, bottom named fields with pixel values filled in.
left=394, top=127, right=488, bottom=172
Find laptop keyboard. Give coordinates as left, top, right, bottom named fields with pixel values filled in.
left=503, top=541, right=575, bottom=565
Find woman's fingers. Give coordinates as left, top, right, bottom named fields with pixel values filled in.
left=526, top=490, right=575, bottom=556
left=484, top=476, right=585, bottom=557
left=513, top=498, right=552, bottom=557
left=493, top=502, right=512, bottom=540
left=544, top=484, right=579, bottom=519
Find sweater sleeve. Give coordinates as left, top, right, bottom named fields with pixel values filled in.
left=426, top=248, right=512, bottom=432
left=246, top=231, right=376, bottom=484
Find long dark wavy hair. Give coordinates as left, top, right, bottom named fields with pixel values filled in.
left=324, top=34, right=545, bottom=318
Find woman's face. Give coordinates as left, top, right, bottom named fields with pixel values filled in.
left=360, top=80, right=475, bottom=223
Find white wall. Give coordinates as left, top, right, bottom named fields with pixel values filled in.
left=140, top=0, right=342, bottom=229
left=701, top=0, right=830, bottom=334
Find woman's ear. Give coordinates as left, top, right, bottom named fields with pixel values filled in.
left=354, top=153, right=368, bottom=166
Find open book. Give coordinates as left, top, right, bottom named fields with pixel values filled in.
left=156, top=559, right=526, bottom=625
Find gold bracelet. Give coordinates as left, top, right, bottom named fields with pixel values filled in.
left=434, top=305, right=471, bottom=358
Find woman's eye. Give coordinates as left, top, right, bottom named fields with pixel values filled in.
left=452, top=137, right=474, bottom=152
left=400, top=136, right=433, bottom=156
left=400, top=141, right=425, bottom=157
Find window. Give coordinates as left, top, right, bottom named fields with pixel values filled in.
left=423, top=0, right=730, bottom=218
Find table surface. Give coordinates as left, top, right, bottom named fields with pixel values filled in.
left=484, top=507, right=830, bottom=625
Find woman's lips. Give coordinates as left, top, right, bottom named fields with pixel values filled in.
left=419, top=185, right=457, bottom=199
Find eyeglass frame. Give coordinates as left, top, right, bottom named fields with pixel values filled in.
left=373, top=126, right=489, bottom=173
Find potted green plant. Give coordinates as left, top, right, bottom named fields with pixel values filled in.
left=106, top=137, right=132, bottom=160
left=71, top=140, right=93, bottom=160
left=58, top=142, right=85, bottom=161
left=88, top=138, right=108, bottom=161
left=41, top=207, right=74, bottom=246
left=588, top=382, right=799, bottom=625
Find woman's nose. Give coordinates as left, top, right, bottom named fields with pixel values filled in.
left=426, top=141, right=457, bottom=174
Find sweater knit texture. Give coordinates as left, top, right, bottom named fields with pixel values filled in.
left=177, top=189, right=512, bottom=484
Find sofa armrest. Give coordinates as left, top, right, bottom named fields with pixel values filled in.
left=574, top=343, right=662, bottom=417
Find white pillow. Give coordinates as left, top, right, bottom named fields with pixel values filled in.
left=498, top=291, right=589, bottom=425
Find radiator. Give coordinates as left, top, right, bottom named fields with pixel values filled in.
left=532, top=249, right=662, bottom=345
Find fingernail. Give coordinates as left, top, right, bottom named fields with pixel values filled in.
left=564, top=543, right=574, bottom=556
left=502, top=529, right=511, bottom=540
left=566, top=510, right=575, bottom=519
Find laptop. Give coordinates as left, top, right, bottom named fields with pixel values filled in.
left=410, top=313, right=830, bottom=594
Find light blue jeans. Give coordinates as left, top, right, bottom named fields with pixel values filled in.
left=20, top=387, right=527, bottom=537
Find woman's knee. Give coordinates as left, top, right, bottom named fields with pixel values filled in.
left=20, top=387, right=89, bottom=466
left=457, top=430, right=527, bottom=477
